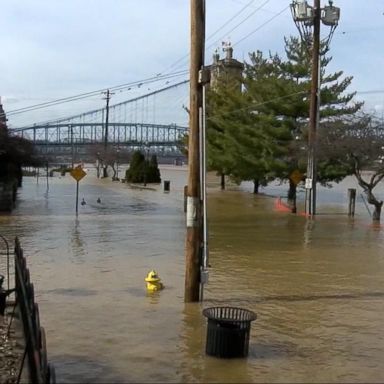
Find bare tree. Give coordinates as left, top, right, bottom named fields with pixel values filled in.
left=318, top=114, right=384, bottom=221
left=88, top=144, right=130, bottom=180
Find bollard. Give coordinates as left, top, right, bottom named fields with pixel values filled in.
left=348, top=188, right=356, bottom=217
left=184, top=185, right=188, bottom=213
left=164, top=180, right=170, bottom=192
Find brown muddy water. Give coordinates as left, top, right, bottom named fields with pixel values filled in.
left=1, top=166, right=384, bottom=383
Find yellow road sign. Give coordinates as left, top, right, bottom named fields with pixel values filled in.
left=70, top=167, right=87, bottom=182
left=289, top=169, right=303, bottom=186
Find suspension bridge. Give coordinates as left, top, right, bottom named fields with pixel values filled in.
left=8, top=78, right=190, bottom=163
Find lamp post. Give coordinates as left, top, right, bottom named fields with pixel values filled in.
left=290, top=0, right=340, bottom=216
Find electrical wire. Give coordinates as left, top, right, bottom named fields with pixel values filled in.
left=4, top=2, right=284, bottom=123
left=2, top=70, right=188, bottom=118
left=206, top=0, right=271, bottom=51
left=205, top=0, right=257, bottom=42
left=16, top=79, right=190, bottom=127
left=160, top=0, right=269, bottom=76
left=356, top=90, right=384, bottom=95
left=4, top=4, right=299, bottom=126
left=233, top=5, right=289, bottom=47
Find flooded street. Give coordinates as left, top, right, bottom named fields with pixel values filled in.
left=1, top=166, right=384, bottom=383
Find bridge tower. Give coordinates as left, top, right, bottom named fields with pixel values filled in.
left=208, top=43, right=244, bottom=92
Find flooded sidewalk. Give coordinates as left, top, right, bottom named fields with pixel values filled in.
left=1, top=168, right=384, bottom=382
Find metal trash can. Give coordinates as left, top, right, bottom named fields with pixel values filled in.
left=163, top=180, right=170, bottom=192
left=203, top=306, right=256, bottom=358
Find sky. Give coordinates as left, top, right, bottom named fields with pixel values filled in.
left=0, top=0, right=383, bottom=127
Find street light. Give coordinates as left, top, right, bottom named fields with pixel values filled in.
left=290, top=0, right=340, bottom=216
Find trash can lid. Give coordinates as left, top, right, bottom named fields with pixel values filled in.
left=203, top=306, right=257, bottom=323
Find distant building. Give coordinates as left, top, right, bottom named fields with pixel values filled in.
left=208, top=43, right=244, bottom=92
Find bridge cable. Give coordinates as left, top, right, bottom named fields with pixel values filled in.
left=2, top=70, right=188, bottom=119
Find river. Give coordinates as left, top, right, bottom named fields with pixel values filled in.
left=1, top=166, right=384, bottom=383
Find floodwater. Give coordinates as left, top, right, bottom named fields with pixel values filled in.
left=1, top=166, right=384, bottom=383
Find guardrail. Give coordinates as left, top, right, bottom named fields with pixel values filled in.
left=14, top=237, right=56, bottom=384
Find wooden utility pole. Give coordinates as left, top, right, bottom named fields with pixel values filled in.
left=185, top=0, right=205, bottom=302
left=103, top=89, right=111, bottom=150
left=102, top=89, right=112, bottom=178
left=305, top=0, right=321, bottom=216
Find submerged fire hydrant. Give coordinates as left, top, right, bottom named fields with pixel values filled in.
left=145, top=270, right=164, bottom=292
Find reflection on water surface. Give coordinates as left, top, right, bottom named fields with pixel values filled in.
left=0, top=167, right=384, bottom=383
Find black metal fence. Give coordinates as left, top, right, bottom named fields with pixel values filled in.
left=14, top=237, right=56, bottom=384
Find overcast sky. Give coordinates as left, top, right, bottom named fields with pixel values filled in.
left=1, top=0, right=383, bottom=127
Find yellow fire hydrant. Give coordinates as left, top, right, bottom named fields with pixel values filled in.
left=145, top=270, right=164, bottom=292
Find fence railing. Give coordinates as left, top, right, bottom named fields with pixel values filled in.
left=14, top=237, right=56, bottom=384
left=0, top=234, right=11, bottom=292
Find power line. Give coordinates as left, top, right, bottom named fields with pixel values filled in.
left=15, top=79, right=190, bottom=128
left=2, top=70, right=188, bottom=118
left=206, top=0, right=257, bottom=42
left=206, top=0, right=271, bottom=51
left=356, top=90, right=384, bottom=95
left=163, top=1, right=284, bottom=77
left=4, top=2, right=285, bottom=123
left=233, top=5, right=289, bottom=47
left=160, top=0, right=269, bottom=75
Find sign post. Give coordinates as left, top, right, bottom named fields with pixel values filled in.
left=70, top=167, right=87, bottom=215
left=289, top=170, right=304, bottom=214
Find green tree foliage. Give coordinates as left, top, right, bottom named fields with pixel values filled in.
left=125, top=150, right=161, bottom=184
left=207, top=36, right=362, bottom=205
left=147, top=154, right=161, bottom=183
left=277, top=37, right=362, bottom=177
left=125, top=151, right=145, bottom=183
left=0, top=129, right=43, bottom=180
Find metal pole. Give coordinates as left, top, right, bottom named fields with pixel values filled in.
left=185, top=0, right=205, bottom=302
left=46, top=162, right=49, bottom=192
left=199, top=84, right=209, bottom=302
left=70, top=124, right=74, bottom=169
left=305, top=0, right=321, bottom=216
left=0, top=235, right=9, bottom=291
left=75, top=181, right=79, bottom=215
left=116, top=149, right=120, bottom=179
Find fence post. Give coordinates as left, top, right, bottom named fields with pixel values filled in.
left=184, top=185, right=188, bottom=213
left=348, top=188, right=356, bottom=217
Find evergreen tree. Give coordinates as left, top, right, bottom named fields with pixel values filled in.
left=148, top=154, right=161, bottom=183
left=125, top=151, right=161, bottom=184
left=206, top=36, right=361, bottom=206
left=209, top=37, right=361, bottom=202
left=126, top=151, right=145, bottom=183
